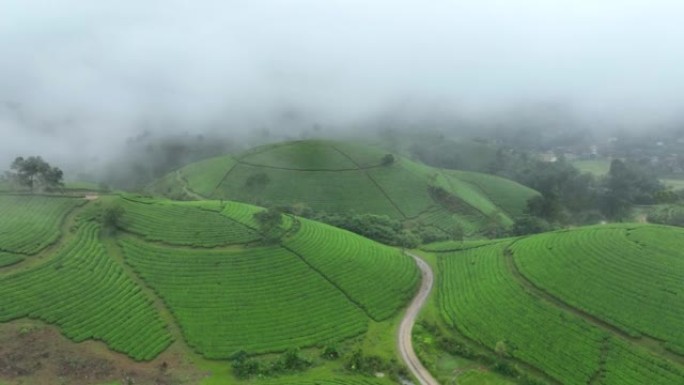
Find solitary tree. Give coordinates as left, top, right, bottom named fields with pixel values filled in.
left=253, top=207, right=284, bottom=243
left=102, top=204, right=125, bottom=234
left=8, top=156, right=64, bottom=192
left=381, top=153, right=395, bottom=166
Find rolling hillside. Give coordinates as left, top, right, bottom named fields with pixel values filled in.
left=421, top=224, right=684, bottom=385
left=0, top=193, right=419, bottom=384
left=149, top=140, right=538, bottom=237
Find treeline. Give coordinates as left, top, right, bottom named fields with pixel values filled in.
left=231, top=346, right=407, bottom=381
left=489, top=151, right=674, bottom=234
left=276, top=205, right=453, bottom=248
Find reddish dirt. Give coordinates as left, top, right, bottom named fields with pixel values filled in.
left=0, top=320, right=204, bottom=385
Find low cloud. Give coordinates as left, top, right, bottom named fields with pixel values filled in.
left=1, top=0, right=684, bottom=170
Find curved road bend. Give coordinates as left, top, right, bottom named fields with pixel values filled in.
left=398, top=252, right=440, bottom=385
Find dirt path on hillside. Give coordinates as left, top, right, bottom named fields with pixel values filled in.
left=398, top=252, right=440, bottom=385
left=175, top=171, right=206, bottom=200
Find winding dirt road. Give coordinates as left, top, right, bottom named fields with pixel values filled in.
left=398, top=252, right=440, bottom=385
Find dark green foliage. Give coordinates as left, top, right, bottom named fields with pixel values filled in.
left=493, top=361, right=520, bottom=377
left=524, top=194, right=565, bottom=223
left=321, top=345, right=340, bottom=360
left=304, top=211, right=422, bottom=248
left=511, top=215, right=553, bottom=236
left=381, top=153, right=395, bottom=165
left=253, top=206, right=284, bottom=242
left=601, top=159, right=664, bottom=219
left=231, top=351, right=260, bottom=379
left=231, top=348, right=312, bottom=379
left=102, top=204, right=125, bottom=234
left=491, top=149, right=672, bottom=224
left=8, top=156, right=64, bottom=192
left=344, top=349, right=408, bottom=380
left=647, top=205, right=684, bottom=227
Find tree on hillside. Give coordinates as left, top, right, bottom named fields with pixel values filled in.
left=381, top=154, right=395, bottom=166
left=102, top=204, right=125, bottom=235
left=601, top=159, right=664, bottom=220
left=8, top=156, right=64, bottom=192
left=253, top=207, right=284, bottom=243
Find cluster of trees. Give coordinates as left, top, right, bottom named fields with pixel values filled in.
left=646, top=204, right=684, bottom=227
left=489, top=152, right=670, bottom=234
left=4, top=156, right=64, bottom=192
left=230, top=345, right=407, bottom=381
left=253, top=207, right=285, bottom=243
left=231, top=348, right=312, bottom=379
left=275, top=203, right=453, bottom=247
left=344, top=349, right=407, bottom=380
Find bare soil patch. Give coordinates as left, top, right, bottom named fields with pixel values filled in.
left=0, top=320, right=203, bottom=385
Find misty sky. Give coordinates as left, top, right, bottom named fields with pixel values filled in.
left=1, top=0, right=684, bottom=169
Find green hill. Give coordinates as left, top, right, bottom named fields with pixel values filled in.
left=420, top=224, right=684, bottom=385
left=149, top=140, right=538, bottom=238
left=0, top=194, right=419, bottom=371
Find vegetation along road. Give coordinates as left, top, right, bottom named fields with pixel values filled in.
left=398, top=252, right=439, bottom=385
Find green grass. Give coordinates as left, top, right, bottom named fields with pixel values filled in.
left=573, top=159, right=611, bottom=176
left=429, top=228, right=684, bottom=384
left=149, top=140, right=539, bottom=237
left=0, top=222, right=172, bottom=361
left=512, top=225, right=684, bottom=352
left=662, top=178, right=684, bottom=190
left=119, top=197, right=261, bottom=247
left=0, top=195, right=84, bottom=254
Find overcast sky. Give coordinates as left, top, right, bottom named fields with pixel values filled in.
left=1, top=0, right=684, bottom=167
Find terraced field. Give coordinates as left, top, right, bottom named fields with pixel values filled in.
left=0, top=252, right=23, bottom=268
left=149, top=140, right=539, bottom=237
left=119, top=197, right=261, bottom=246
left=115, top=202, right=418, bottom=358
left=0, top=222, right=172, bottom=360
left=0, top=195, right=84, bottom=254
left=121, top=237, right=368, bottom=358
left=446, top=170, right=540, bottom=217
left=511, top=224, right=684, bottom=354
left=0, top=193, right=420, bottom=380
left=284, top=218, right=420, bottom=321
left=429, top=224, right=684, bottom=384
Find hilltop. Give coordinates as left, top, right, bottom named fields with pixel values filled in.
left=149, top=140, right=538, bottom=239
left=416, top=223, right=684, bottom=385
